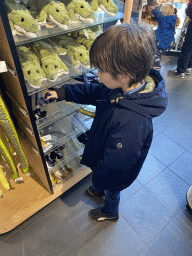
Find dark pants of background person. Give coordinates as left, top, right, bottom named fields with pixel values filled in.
left=177, top=20, right=192, bottom=73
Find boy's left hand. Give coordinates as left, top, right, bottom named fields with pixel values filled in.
left=45, top=91, right=58, bottom=101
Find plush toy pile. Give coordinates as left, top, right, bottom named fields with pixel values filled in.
left=32, top=41, right=69, bottom=81
left=65, top=0, right=95, bottom=24
left=5, top=0, right=40, bottom=37
left=22, top=0, right=70, bottom=29
left=69, top=28, right=98, bottom=50
left=17, top=46, right=46, bottom=88
left=6, top=0, right=118, bottom=36
left=50, top=33, right=91, bottom=68
left=22, top=0, right=96, bottom=26
left=90, top=0, right=118, bottom=16
left=17, top=41, right=70, bottom=87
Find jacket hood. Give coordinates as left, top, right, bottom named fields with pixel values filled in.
left=110, top=68, right=168, bottom=119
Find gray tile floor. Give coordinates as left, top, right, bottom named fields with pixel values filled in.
left=1, top=55, right=192, bottom=256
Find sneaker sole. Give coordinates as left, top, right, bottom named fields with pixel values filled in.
left=185, top=72, right=191, bottom=75
left=89, top=212, right=119, bottom=222
left=168, top=73, right=184, bottom=79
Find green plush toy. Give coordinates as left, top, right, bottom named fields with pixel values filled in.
left=91, top=0, right=118, bottom=16
left=5, top=0, right=40, bottom=37
left=32, top=41, right=69, bottom=81
left=17, top=46, right=46, bottom=88
left=66, top=0, right=95, bottom=24
left=75, top=29, right=97, bottom=50
left=21, top=0, right=70, bottom=30
left=38, top=1, right=70, bottom=29
left=52, top=35, right=90, bottom=68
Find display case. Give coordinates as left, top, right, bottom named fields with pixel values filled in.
left=0, top=0, right=124, bottom=234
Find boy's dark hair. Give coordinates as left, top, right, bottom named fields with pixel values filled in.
left=90, top=22, right=156, bottom=86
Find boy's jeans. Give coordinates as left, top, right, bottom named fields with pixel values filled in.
left=92, top=185, right=120, bottom=217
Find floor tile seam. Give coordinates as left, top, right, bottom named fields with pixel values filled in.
left=0, top=225, right=23, bottom=243
left=119, top=183, right=144, bottom=206
left=145, top=215, right=180, bottom=250
left=119, top=213, right=149, bottom=248
left=155, top=130, right=189, bottom=151
left=144, top=186, right=175, bottom=217
left=147, top=151, right=168, bottom=169
left=137, top=169, right=165, bottom=187
left=166, top=164, right=192, bottom=187
left=58, top=220, right=110, bottom=256
left=178, top=118, right=192, bottom=129
left=149, top=150, right=169, bottom=167
left=139, top=246, right=151, bottom=256
left=59, top=242, right=95, bottom=256
left=20, top=228, right=26, bottom=256
left=18, top=200, right=61, bottom=230
left=57, top=223, right=98, bottom=256
left=161, top=117, right=192, bottom=134
left=144, top=168, right=190, bottom=215
left=165, top=102, right=192, bottom=115
left=153, top=117, right=191, bottom=133
left=166, top=85, right=192, bottom=97
left=147, top=205, right=192, bottom=254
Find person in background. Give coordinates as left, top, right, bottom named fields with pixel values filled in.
left=45, top=23, right=168, bottom=222
left=168, top=0, right=192, bottom=78
left=149, top=3, right=177, bottom=71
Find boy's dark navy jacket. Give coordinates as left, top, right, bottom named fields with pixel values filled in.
left=56, top=68, right=168, bottom=191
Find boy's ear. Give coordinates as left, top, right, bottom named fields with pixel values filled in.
left=118, top=74, right=130, bottom=84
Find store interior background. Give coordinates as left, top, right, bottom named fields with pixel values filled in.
left=1, top=1, right=192, bottom=255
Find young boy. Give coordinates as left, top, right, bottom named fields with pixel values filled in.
left=46, top=23, right=168, bottom=222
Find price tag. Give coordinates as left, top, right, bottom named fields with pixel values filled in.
left=0, top=61, right=8, bottom=73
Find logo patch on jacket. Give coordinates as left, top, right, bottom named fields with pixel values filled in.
left=117, top=143, right=122, bottom=148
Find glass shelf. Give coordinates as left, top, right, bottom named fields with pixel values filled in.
left=13, top=3, right=124, bottom=46
left=26, top=64, right=92, bottom=96
left=36, top=100, right=84, bottom=130
left=39, top=111, right=91, bottom=154
left=51, top=157, right=87, bottom=189
left=46, top=137, right=85, bottom=173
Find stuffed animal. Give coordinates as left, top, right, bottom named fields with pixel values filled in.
left=66, top=0, right=95, bottom=24
left=141, top=5, right=158, bottom=25
left=32, top=41, right=69, bottom=81
left=51, top=35, right=90, bottom=67
left=38, top=1, right=70, bottom=29
left=5, top=0, right=40, bottom=37
left=17, top=46, right=46, bottom=88
left=75, top=29, right=97, bottom=50
left=91, top=0, right=118, bottom=16
left=21, top=0, right=70, bottom=29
